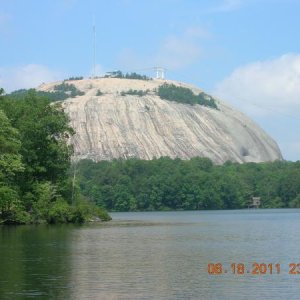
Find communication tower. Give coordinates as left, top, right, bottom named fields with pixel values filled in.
left=93, top=16, right=96, bottom=78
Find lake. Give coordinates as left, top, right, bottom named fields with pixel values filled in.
left=0, top=209, right=300, bottom=299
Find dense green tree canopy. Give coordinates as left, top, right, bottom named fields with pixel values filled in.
left=157, top=83, right=218, bottom=108
left=76, top=157, right=300, bottom=212
left=0, top=89, right=110, bottom=224
left=9, top=82, right=85, bottom=102
left=0, top=110, right=24, bottom=222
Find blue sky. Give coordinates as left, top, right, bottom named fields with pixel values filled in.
left=1, top=0, right=300, bottom=161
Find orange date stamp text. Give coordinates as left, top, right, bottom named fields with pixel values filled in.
left=207, top=262, right=300, bottom=275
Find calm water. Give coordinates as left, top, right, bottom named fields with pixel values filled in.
left=1, top=209, right=300, bottom=299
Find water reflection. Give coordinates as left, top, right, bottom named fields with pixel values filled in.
left=69, top=210, right=300, bottom=299
left=1, top=210, right=300, bottom=299
left=0, top=225, right=73, bottom=299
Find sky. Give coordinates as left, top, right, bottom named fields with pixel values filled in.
left=1, top=0, right=300, bottom=161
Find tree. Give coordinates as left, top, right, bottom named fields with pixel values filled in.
left=1, top=91, right=74, bottom=185
left=289, top=194, right=300, bottom=208
left=0, top=88, right=111, bottom=224
left=0, top=110, right=23, bottom=177
left=0, top=110, right=25, bottom=223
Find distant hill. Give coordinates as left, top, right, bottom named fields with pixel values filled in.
left=38, top=77, right=282, bottom=164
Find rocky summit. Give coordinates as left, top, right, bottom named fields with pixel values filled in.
left=38, top=77, right=282, bottom=164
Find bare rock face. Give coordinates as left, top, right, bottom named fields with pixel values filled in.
left=39, top=78, right=282, bottom=164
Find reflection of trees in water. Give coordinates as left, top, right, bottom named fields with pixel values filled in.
left=0, top=225, right=73, bottom=299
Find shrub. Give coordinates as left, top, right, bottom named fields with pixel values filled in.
left=289, top=194, right=300, bottom=208
left=70, top=200, right=112, bottom=222
left=0, top=186, right=30, bottom=224
left=120, top=89, right=149, bottom=97
left=53, top=82, right=85, bottom=98
left=96, top=89, right=104, bottom=96
left=65, top=76, right=84, bottom=81
left=47, top=200, right=72, bottom=224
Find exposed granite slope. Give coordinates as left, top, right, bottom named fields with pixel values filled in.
left=38, top=78, right=282, bottom=164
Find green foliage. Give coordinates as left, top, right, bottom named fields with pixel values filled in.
left=96, top=206, right=112, bottom=221
left=0, top=109, right=25, bottom=223
left=9, top=88, right=71, bottom=102
left=0, top=88, right=110, bottom=224
left=0, top=186, right=19, bottom=223
left=289, top=194, right=300, bottom=208
left=72, top=199, right=112, bottom=222
left=120, top=89, right=149, bottom=97
left=0, top=91, right=74, bottom=184
left=104, top=71, right=151, bottom=80
left=0, top=185, right=31, bottom=224
left=96, top=89, right=104, bottom=96
left=53, top=82, right=85, bottom=98
left=8, top=83, right=85, bottom=102
left=47, top=200, right=72, bottom=224
left=30, top=181, right=111, bottom=224
left=65, top=76, right=84, bottom=81
left=123, top=72, right=151, bottom=80
left=75, top=158, right=300, bottom=212
left=0, top=110, right=21, bottom=154
left=157, top=83, right=218, bottom=109
left=0, top=110, right=24, bottom=181
left=31, top=181, right=58, bottom=222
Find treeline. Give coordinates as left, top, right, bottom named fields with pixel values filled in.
left=9, top=82, right=85, bottom=102
left=53, top=82, right=85, bottom=99
left=0, top=89, right=110, bottom=224
left=65, top=76, right=84, bottom=81
left=157, top=83, right=218, bottom=109
left=104, top=71, right=151, bottom=80
left=76, top=157, right=300, bottom=211
left=9, top=89, right=67, bottom=102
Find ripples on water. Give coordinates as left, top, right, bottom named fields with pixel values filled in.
left=1, top=209, right=300, bottom=299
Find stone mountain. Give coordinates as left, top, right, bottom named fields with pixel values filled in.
left=38, top=78, right=282, bottom=164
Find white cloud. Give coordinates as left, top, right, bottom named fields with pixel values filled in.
left=117, top=26, right=209, bottom=71
left=213, top=53, right=300, bottom=117
left=0, top=64, right=64, bottom=92
left=213, top=53, right=300, bottom=161
left=154, top=34, right=202, bottom=69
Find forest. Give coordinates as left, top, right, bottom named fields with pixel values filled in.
left=0, top=89, right=110, bottom=224
left=75, top=157, right=300, bottom=212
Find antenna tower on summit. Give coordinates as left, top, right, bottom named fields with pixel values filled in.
left=93, top=16, right=96, bottom=78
